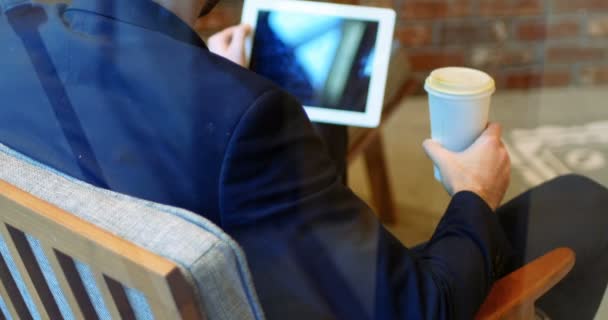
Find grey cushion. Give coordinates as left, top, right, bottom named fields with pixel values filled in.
left=0, top=143, right=265, bottom=320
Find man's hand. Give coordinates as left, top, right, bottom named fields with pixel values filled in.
left=423, top=123, right=511, bottom=211
left=207, top=24, right=252, bottom=68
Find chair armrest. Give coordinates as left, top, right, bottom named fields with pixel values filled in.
left=476, top=247, right=575, bottom=320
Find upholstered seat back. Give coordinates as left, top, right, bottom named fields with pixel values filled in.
left=0, top=143, right=265, bottom=320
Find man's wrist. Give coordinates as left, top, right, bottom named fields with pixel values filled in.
left=454, top=189, right=497, bottom=212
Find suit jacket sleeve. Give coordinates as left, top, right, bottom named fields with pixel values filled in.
left=219, top=88, right=513, bottom=319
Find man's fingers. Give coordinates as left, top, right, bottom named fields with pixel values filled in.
left=208, top=25, right=241, bottom=49
left=422, top=139, right=452, bottom=166
left=211, top=25, right=239, bottom=41
left=208, top=33, right=229, bottom=52
left=228, top=24, right=252, bottom=52
left=481, top=122, right=502, bottom=138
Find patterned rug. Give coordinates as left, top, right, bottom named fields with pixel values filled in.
left=506, top=120, right=608, bottom=188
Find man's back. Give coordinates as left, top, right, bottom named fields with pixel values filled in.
left=0, top=0, right=279, bottom=225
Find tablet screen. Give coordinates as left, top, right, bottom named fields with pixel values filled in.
left=250, top=11, right=379, bottom=113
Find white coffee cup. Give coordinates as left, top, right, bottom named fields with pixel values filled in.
left=424, top=67, right=496, bottom=181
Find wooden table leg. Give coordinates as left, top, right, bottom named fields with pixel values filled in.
left=364, top=133, right=396, bottom=224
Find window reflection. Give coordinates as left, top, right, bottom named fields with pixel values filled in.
left=2, top=1, right=607, bottom=319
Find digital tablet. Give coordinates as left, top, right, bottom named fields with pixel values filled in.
left=242, top=0, right=396, bottom=127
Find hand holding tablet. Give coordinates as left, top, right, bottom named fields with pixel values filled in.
left=208, top=24, right=252, bottom=67
left=241, top=0, right=396, bottom=127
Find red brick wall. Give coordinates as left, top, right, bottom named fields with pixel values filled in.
left=199, top=0, right=608, bottom=91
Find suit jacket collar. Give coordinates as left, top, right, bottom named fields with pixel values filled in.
left=66, top=0, right=207, bottom=49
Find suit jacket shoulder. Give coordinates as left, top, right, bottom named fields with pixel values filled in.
left=0, top=0, right=283, bottom=225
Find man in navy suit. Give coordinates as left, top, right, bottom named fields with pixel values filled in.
left=1, top=0, right=607, bottom=319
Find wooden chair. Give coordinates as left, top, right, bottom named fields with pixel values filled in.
left=475, top=247, right=575, bottom=319
left=0, top=178, right=575, bottom=319
left=0, top=179, right=203, bottom=320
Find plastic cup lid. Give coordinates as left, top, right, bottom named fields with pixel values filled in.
left=425, top=67, right=495, bottom=96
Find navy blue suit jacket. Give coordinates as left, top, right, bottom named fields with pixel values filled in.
left=0, top=0, right=512, bottom=318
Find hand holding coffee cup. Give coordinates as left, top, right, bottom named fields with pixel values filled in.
left=423, top=67, right=510, bottom=210
left=424, top=67, right=496, bottom=180
left=423, top=123, right=511, bottom=211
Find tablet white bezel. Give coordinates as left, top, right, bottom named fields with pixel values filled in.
left=242, top=0, right=396, bottom=128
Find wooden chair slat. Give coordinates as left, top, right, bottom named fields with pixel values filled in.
left=363, top=134, right=396, bottom=224
left=94, top=272, right=126, bottom=319
left=0, top=223, right=60, bottom=319
left=104, top=275, right=137, bottom=319
left=40, top=244, right=94, bottom=320
left=0, top=243, right=32, bottom=320
left=53, top=249, right=100, bottom=320
left=4, top=225, right=64, bottom=319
